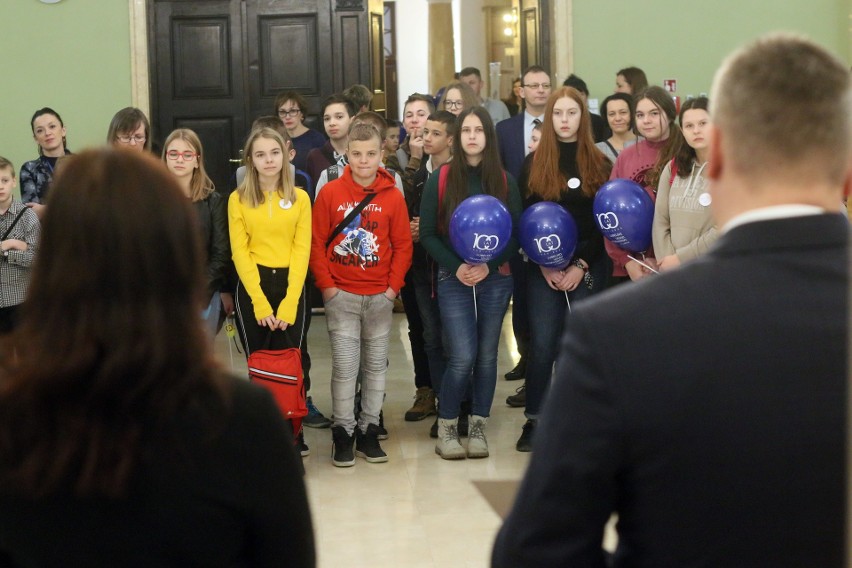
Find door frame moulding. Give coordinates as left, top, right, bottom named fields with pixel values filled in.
left=129, top=0, right=150, bottom=116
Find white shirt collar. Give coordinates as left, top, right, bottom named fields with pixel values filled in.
left=722, top=204, right=826, bottom=233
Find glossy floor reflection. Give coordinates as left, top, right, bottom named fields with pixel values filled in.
left=214, top=309, right=532, bottom=568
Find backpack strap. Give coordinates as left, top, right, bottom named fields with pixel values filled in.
left=327, top=164, right=339, bottom=182
left=325, top=192, right=377, bottom=249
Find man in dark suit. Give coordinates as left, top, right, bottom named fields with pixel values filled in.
left=496, top=66, right=552, bottom=386
left=492, top=33, right=850, bottom=567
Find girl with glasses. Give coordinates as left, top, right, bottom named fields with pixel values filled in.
left=162, top=128, right=230, bottom=338
left=439, top=81, right=478, bottom=117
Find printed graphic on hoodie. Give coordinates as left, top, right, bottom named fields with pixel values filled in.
left=332, top=204, right=382, bottom=269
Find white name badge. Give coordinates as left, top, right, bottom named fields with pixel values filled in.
left=279, top=199, right=292, bottom=210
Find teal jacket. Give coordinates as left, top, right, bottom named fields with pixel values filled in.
left=419, top=163, right=521, bottom=274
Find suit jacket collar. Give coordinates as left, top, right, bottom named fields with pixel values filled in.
left=712, top=213, right=848, bottom=257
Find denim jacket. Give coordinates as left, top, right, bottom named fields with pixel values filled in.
left=19, top=151, right=71, bottom=204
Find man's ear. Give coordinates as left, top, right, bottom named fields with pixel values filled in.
left=289, top=148, right=296, bottom=161
left=707, top=125, right=723, bottom=181
left=447, top=136, right=454, bottom=148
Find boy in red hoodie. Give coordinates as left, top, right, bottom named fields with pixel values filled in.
left=310, top=122, right=413, bottom=467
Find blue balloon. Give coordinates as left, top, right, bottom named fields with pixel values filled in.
left=519, top=202, right=578, bottom=268
left=593, top=179, right=654, bottom=253
left=449, top=195, right=512, bottom=264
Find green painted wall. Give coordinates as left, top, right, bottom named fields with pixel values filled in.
left=0, top=0, right=132, bottom=196
left=570, top=0, right=849, bottom=106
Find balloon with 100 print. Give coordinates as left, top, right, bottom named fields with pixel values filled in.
left=449, top=195, right=512, bottom=264
left=519, top=201, right=578, bottom=268
left=592, top=179, right=654, bottom=253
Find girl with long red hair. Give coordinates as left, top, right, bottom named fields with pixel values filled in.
left=513, top=86, right=611, bottom=452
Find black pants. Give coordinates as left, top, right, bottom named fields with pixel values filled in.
left=0, top=304, right=20, bottom=335
left=236, top=266, right=309, bottom=389
left=401, top=268, right=431, bottom=389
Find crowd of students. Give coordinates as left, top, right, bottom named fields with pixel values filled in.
left=0, top=63, right=720, bottom=466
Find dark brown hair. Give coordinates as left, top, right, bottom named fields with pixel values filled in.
left=617, top=66, right=649, bottom=95
left=528, top=87, right=611, bottom=200
left=273, top=91, right=309, bottom=121
left=440, top=107, right=506, bottom=233
left=106, top=107, right=152, bottom=152
left=674, top=96, right=710, bottom=177
left=636, top=86, right=684, bottom=190
left=31, top=107, right=67, bottom=156
left=0, top=149, right=228, bottom=498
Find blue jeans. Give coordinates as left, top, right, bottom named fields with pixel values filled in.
left=524, top=258, right=606, bottom=418
left=437, top=269, right=513, bottom=419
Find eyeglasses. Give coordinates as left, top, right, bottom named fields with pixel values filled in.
left=444, top=100, right=464, bottom=109
left=523, top=83, right=551, bottom=90
left=278, top=108, right=301, bottom=118
left=166, top=150, right=198, bottom=161
left=117, top=134, right=147, bottom=144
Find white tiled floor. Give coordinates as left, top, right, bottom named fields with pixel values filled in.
left=214, top=309, right=532, bottom=568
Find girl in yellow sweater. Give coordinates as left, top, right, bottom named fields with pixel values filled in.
left=228, top=127, right=312, bottom=443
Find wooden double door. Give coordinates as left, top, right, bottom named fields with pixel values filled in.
left=148, top=0, right=386, bottom=193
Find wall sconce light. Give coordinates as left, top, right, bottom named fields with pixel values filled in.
left=502, top=9, right=518, bottom=38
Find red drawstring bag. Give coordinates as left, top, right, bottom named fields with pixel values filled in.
left=247, top=333, right=308, bottom=429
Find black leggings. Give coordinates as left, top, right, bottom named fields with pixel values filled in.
left=236, top=265, right=308, bottom=387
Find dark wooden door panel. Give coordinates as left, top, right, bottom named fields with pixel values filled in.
left=245, top=0, right=333, bottom=124
left=151, top=0, right=246, bottom=194
left=176, top=117, right=237, bottom=194
left=149, top=0, right=386, bottom=192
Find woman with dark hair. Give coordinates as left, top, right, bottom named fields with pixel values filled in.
left=162, top=128, right=230, bottom=337
left=20, top=107, right=72, bottom=215
left=652, top=96, right=717, bottom=271
left=615, top=66, right=649, bottom=95
left=0, top=149, right=314, bottom=567
left=606, top=86, right=683, bottom=282
left=274, top=90, right=326, bottom=172
left=106, top=107, right=152, bottom=152
left=420, top=106, right=521, bottom=460
left=514, top=87, right=612, bottom=452
left=596, top=92, right=637, bottom=162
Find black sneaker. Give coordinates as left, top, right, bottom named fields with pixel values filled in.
left=355, top=423, right=388, bottom=463
left=516, top=419, right=536, bottom=452
left=505, top=359, right=526, bottom=381
left=376, top=409, right=388, bottom=440
left=506, top=384, right=526, bottom=408
left=297, top=430, right=310, bottom=457
left=331, top=426, right=355, bottom=467
left=429, top=416, right=438, bottom=438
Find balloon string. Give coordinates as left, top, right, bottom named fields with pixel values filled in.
left=564, top=290, right=572, bottom=313
left=473, top=284, right=478, bottom=321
